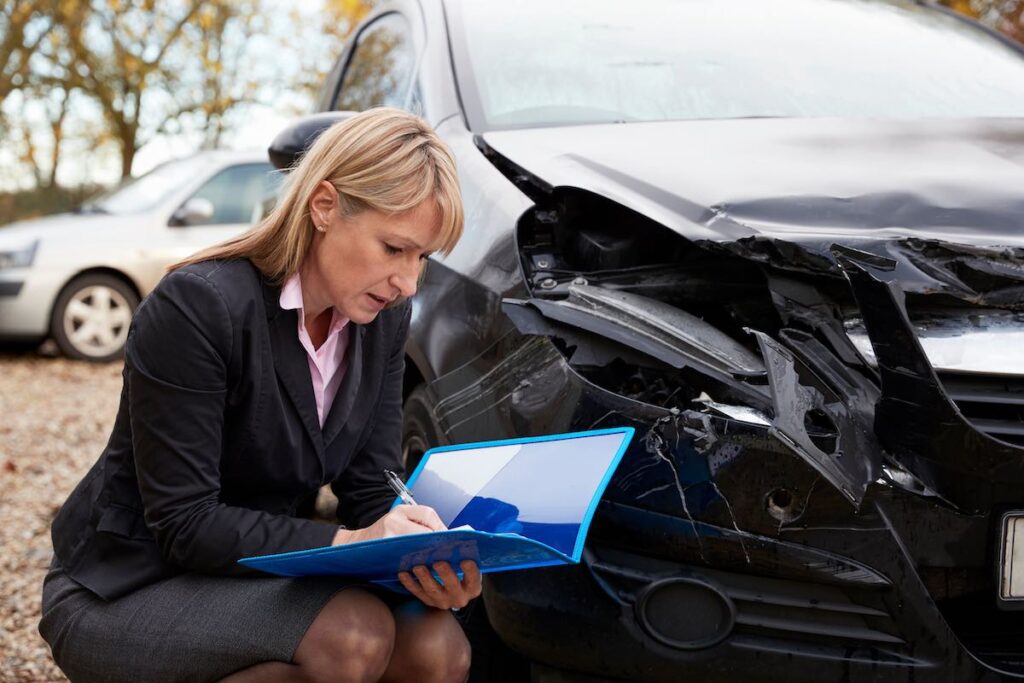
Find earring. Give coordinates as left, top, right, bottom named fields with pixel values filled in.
left=315, top=224, right=326, bottom=232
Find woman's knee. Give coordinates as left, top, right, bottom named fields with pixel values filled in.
left=391, top=608, right=471, bottom=683
left=295, top=589, right=396, bottom=683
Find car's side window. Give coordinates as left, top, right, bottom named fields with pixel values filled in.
left=334, top=13, right=422, bottom=115
left=187, top=163, right=278, bottom=226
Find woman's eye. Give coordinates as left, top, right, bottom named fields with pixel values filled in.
left=384, top=243, right=402, bottom=255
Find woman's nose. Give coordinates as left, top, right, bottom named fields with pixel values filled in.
left=390, top=262, right=420, bottom=298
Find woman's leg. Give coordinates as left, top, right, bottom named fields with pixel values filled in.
left=381, top=602, right=471, bottom=683
left=221, top=588, right=396, bottom=683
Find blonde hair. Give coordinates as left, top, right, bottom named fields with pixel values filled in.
left=170, top=107, right=463, bottom=284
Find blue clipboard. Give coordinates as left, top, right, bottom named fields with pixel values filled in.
left=239, top=427, right=634, bottom=585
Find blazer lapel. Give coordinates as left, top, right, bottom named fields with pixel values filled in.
left=264, top=279, right=323, bottom=454
left=322, top=324, right=365, bottom=447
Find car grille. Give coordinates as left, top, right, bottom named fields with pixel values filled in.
left=938, top=372, right=1024, bottom=447
left=588, top=552, right=924, bottom=667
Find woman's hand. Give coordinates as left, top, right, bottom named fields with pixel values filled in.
left=330, top=507, right=482, bottom=609
left=398, top=559, right=482, bottom=610
left=331, top=505, right=446, bottom=545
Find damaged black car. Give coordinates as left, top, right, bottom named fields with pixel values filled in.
left=272, top=0, right=1024, bottom=680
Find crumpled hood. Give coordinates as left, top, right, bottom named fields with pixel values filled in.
left=482, top=117, right=1024, bottom=248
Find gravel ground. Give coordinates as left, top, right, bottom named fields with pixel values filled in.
left=0, top=351, right=124, bottom=682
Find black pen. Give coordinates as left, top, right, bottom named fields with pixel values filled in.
left=384, top=469, right=417, bottom=505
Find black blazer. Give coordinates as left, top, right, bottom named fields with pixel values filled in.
left=51, top=259, right=410, bottom=600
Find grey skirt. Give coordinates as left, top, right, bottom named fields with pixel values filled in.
left=39, top=560, right=399, bottom=683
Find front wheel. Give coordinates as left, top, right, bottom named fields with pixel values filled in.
left=401, top=384, right=447, bottom=476
left=50, top=273, right=139, bottom=362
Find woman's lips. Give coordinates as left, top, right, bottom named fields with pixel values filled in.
left=367, top=293, right=388, bottom=310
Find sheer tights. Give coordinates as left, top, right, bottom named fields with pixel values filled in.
left=220, top=588, right=471, bottom=683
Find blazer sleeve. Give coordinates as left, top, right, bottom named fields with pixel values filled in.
left=126, top=268, right=337, bottom=575
left=331, top=302, right=412, bottom=529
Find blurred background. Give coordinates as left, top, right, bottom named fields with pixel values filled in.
left=0, top=0, right=375, bottom=226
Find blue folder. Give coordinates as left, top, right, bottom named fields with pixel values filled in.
left=239, top=427, right=634, bottom=586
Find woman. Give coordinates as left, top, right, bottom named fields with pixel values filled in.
left=39, top=108, right=479, bottom=683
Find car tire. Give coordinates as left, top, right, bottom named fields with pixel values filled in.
left=50, top=273, right=139, bottom=362
left=401, top=383, right=448, bottom=475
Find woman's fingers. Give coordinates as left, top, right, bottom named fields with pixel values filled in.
left=395, top=569, right=436, bottom=606
left=377, top=504, right=445, bottom=538
left=398, top=561, right=479, bottom=609
left=413, top=565, right=446, bottom=599
left=400, top=504, right=447, bottom=531
left=389, top=512, right=432, bottom=534
left=460, top=559, right=483, bottom=599
left=432, top=562, right=470, bottom=608
left=411, top=565, right=448, bottom=607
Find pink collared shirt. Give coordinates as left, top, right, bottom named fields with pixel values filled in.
left=279, top=274, right=350, bottom=427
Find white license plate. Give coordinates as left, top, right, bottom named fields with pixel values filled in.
left=998, top=512, right=1024, bottom=605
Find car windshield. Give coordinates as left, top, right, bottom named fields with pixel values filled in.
left=85, top=157, right=208, bottom=214
left=449, top=0, right=1024, bottom=130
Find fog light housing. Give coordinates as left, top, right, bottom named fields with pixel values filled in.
left=635, top=577, right=735, bottom=650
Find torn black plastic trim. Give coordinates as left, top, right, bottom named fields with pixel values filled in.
left=767, top=273, right=880, bottom=376
left=835, top=246, right=1024, bottom=513
left=751, top=330, right=881, bottom=507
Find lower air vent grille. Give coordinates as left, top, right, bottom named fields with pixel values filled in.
left=938, top=373, right=1024, bottom=447
left=587, top=549, right=916, bottom=665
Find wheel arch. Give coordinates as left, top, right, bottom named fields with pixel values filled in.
left=47, top=266, right=144, bottom=325
left=402, top=347, right=429, bottom=403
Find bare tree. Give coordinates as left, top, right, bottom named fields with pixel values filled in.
left=8, top=0, right=90, bottom=188
left=1, top=0, right=376, bottom=197
left=0, top=0, right=58, bottom=107
left=61, top=0, right=209, bottom=177
left=164, top=0, right=272, bottom=150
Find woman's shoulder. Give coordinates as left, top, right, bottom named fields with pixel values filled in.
left=158, top=258, right=263, bottom=306
left=173, top=257, right=260, bottom=288
left=129, top=259, right=265, bottom=373
left=135, top=258, right=265, bottom=337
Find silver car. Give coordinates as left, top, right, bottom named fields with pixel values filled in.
left=0, top=150, right=278, bottom=361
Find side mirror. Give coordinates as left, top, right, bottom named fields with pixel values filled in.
left=268, top=111, right=359, bottom=171
left=170, top=197, right=215, bottom=227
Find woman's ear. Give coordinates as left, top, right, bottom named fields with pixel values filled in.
left=307, top=181, right=338, bottom=230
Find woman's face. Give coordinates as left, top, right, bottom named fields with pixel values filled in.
left=304, top=181, right=442, bottom=324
